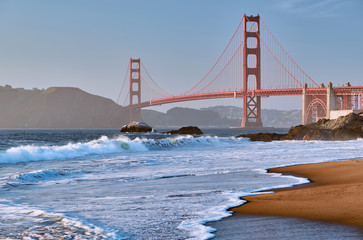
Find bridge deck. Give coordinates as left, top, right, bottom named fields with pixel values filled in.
left=126, top=87, right=363, bottom=109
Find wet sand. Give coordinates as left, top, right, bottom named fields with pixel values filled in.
left=233, top=159, right=363, bottom=228
left=208, top=214, right=363, bottom=239
left=209, top=159, right=363, bottom=239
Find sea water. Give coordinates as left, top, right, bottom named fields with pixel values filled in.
left=0, top=129, right=362, bottom=239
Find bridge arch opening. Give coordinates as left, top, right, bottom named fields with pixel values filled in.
left=246, top=22, right=258, bottom=32
left=247, top=75, right=257, bottom=90
left=131, top=62, right=139, bottom=69
left=247, top=55, right=257, bottom=68
left=132, top=95, right=139, bottom=104
left=247, top=37, right=257, bottom=48
left=132, top=82, right=139, bottom=91
left=305, top=98, right=327, bottom=124
left=132, top=72, right=139, bottom=79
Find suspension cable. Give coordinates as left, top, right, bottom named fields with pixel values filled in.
left=140, top=76, right=170, bottom=98
left=193, top=37, right=244, bottom=94
left=192, top=22, right=256, bottom=94
left=260, top=18, right=319, bottom=87
left=123, top=91, right=129, bottom=107
left=246, top=16, right=303, bottom=88
left=181, top=16, right=244, bottom=95
left=140, top=61, right=173, bottom=96
left=117, top=62, right=130, bottom=104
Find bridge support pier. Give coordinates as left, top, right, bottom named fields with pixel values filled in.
left=302, top=82, right=358, bottom=125
left=242, top=95, right=262, bottom=127
left=241, top=14, right=262, bottom=128
left=129, top=58, right=142, bottom=122
left=303, top=83, right=329, bottom=124
left=302, top=84, right=308, bottom=125
left=326, top=82, right=335, bottom=119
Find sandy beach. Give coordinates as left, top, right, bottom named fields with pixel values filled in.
left=232, top=159, right=363, bottom=229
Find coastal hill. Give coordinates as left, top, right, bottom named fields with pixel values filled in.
left=0, top=85, right=128, bottom=128
left=0, top=85, right=302, bottom=129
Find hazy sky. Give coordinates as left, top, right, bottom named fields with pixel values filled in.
left=0, top=0, right=362, bottom=111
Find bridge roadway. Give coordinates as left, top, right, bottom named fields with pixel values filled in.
left=127, top=86, right=363, bottom=109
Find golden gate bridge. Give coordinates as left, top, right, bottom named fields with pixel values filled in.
left=118, top=14, right=363, bottom=127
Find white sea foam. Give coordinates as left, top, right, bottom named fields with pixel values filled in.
left=179, top=172, right=311, bottom=240
left=0, top=135, right=151, bottom=164
left=178, top=191, right=245, bottom=240
left=0, top=200, right=120, bottom=239
left=0, top=135, right=246, bottom=164
left=253, top=168, right=310, bottom=191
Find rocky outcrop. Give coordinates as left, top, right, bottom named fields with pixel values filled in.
left=238, top=112, right=363, bottom=141
left=164, top=126, right=203, bottom=135
left=237, top=133, right=288, bottom=142
left=120, top=121, right=153, bottom=133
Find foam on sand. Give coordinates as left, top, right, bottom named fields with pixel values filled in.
left=178, top=191, right=245, bottom=240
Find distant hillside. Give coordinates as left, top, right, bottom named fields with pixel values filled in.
left=202, top=106, right=302, bottom=128
left=142, top=106, right=301, bottom=128
left=142, top=108, right=238, bottom=128
left=0, top=85, right=129, bottom=128
left=261, top=109, right=301, bottom=128
left=201, top=106, right=242, bottom=119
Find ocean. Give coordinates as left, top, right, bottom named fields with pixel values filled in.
left=0, top=128, right=363, bottom=239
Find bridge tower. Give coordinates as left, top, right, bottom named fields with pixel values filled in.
left=241, top=14, right=262, bottom=128
left=129, top=58, right=141, bottom=122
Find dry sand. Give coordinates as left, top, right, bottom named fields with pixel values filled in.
left=232, top=159, right=363, bottom=229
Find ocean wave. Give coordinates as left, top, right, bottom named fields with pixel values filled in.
left=0, top=200, right=120, bottom=239
left=0, top=135, right=149, bottom=164
left=0, top=135, right=246, bottom=164
left=3, top=169, right=83, bottom=188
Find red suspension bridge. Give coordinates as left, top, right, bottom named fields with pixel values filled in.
left=118, top=14, right=363, bottom=127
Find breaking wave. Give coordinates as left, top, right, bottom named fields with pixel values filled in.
left=0, top=200, right=120, bottom=239
left=0, top=135, right=246, bottom=164
left=2, top=169, right=83, bottom=188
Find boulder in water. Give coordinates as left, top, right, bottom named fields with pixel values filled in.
left=238, top=133, right=288, bottom=142
left=120, top=121, right=152, bottom=133
left=164, top=126, right=203, bottom=135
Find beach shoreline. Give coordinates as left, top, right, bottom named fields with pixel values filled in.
left=208, top=158, right=363, bottom=239
left=232, top=158, right=363, bottom=228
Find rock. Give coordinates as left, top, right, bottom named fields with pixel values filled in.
left=301, top=129, right=330, bottom=141
left=237, top=133, right=288, bottom=142
left=287, top=125, right=311, bottom=140
left=331, top=127, right=363, bottom=141
left=164, top=126, right=203, bottom=135
left=238, top=112, right=363, bottom=141
left=120, top=121, right=152, bottom=133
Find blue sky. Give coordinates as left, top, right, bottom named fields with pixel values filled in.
left=0, top=0, right=362, bottom=111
